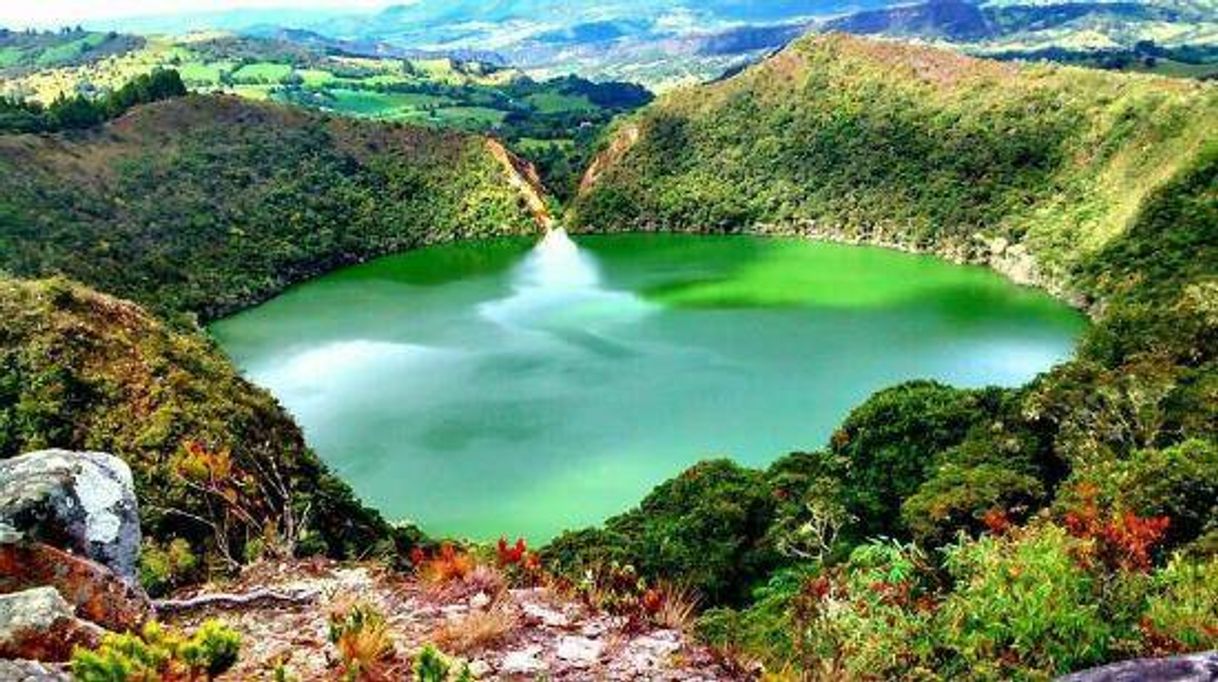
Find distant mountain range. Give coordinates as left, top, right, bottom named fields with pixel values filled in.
left=33, top=0, right=1218, bottom=87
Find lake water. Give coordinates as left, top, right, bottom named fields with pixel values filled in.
left=210, top=232, right=1086, bottom=541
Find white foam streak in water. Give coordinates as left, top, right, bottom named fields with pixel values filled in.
left=478, top=229, right=654, bottom=332
left=252, top=340, right=452, bottom=397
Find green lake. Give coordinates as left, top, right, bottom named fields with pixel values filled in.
left=210, top=232, right=1087, bottom=541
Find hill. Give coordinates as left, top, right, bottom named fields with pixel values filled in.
left=0, top=276, right=404, bottom=578
left=0, top=93, right=544, bottom=320
left=0, top=34, right=653, bottom=201
left=573, top=33, right=1218, bottom=304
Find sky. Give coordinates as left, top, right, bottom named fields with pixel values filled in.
left=0, top=1, right=398, bottom=29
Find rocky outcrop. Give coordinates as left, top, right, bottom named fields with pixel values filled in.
left=1058, top=652, right=1218, bottom=681
left=0, top=587, right=104, bottom=662
left=0, top=542, right=151, bottom=632
left=0, top=450, right=141, bottom=581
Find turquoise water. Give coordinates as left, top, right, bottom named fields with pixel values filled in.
left=210, top=232, right=1086, bottom=541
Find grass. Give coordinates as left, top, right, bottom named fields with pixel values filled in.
left=327, top=89, right=454, bottom=118
left=525, top=91, right=597, bottom=113
left=431, top=602, right=520, bottom=655
left=230, top=61, right=292, bottom=83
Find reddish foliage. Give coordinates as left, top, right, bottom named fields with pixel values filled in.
left=1139, top=617, right=1190, bottom=657
left=982, top=508, right=1012, bottom=536
left=416, top=543, right=473, bottom=583
left=641, top=588, right=663, bottom=614
left=497, top=537, right=527, bottom=566
left=1062, top=484, right=1170, bottom=572
left=804, top=575, right=833, bottom=601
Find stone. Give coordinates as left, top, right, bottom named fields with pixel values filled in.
left=467, top=659, right=492, bottom=679
left=1058, top=652, right=1218, bottom=682
left=0, top=542, right=152, bottom=632
left=0, top=659, right=71, bottom=682
left=555, top=635, right=604, bottom=666
left=0, top=450, right=141, bottom=580
left=469, top=591, right=491, bottom=609
left=0, top=587, right=105, bottom=662
left=500, top=644, right=545, bottom=675
left=520, top=599, right=569, bottom=628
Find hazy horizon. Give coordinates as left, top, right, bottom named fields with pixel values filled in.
left=0, top=0, right=396, bottom=30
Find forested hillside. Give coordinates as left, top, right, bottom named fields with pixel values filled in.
left=0, top=93, right=542, bottom=320
left=553, top=33, right=1218, bottom=678
left=574, top=33, right=1218, bottom=303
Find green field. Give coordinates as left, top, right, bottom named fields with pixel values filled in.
left=230, top=61, right=293, bottom=83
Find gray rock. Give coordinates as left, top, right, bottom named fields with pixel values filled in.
left=0, top=659, right=71, bottom=682
left=0, top=450, right=141, bottom=580
left=0, top=587, right=105, bottom=661
left=500, top=644, right=545, bottom=675
left=1059, top=652, right=1218, bottom=682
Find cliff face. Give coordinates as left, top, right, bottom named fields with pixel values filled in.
left=573, top=33, right=1218, bottom=311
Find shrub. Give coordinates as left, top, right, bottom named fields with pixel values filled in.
left=826, top=382, right=1007, bottom=538
left=72, top=619, right=240, bottom=682
left=935, top=524, right=1115, bottom=679
left=902, top=460, right=1045, bottom=547
left=546, top=459, right=778, bottom=605
left=1068, top=440, right=1218, bottom=551
left=139, top=537, right=200, bottom=596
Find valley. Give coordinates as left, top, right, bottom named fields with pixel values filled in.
left=0, top=4, right=1215, bottom=681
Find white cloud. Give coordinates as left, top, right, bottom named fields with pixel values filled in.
left=0, top=1, right=396, bottom=29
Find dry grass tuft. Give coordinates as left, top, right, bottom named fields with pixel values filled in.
left=431, top=602, right=520, bottom=655
left=651, top=582, right=701, bottom=632
left=327, top=599, right=398, bottom=681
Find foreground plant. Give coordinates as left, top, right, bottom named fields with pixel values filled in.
left=413, top=644, right=473, bottom=682
left=72, top=619, right=240, bottom=682
left=328, top=602, right=395, bottom=681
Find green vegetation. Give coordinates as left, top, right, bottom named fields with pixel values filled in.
left=0, top=276, right=400, bottom=568
left=0, top=33, right=653, bottom=200
left=551, top=33, right=1218, bottom=678
left=72, top=619, right=240, bottom=682
left=0, top=93, right=539, bottom=320
left=0, top=28, right=143, bottom=77
left=0, top=68, right=185, bottom=133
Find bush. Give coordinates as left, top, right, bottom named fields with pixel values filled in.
left=139, top=538, right=200, bottom=596
left=72, top=619, right=240, bottom=682
left=328, top=602, right=394, bottom=681
left=826, top=382, right=1007, bottom=538
left=546, top=459, right=778, bottom=605
left=935, top=524, right=1115, bottom=679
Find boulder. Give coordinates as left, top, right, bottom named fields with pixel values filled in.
left=0, top=659, right=71, bottom=681
left=0, top=541, right=152, bottom=632
left=1058, top=652, right=1218, bottom=682
left=0, top=587, right=104, bottom=662
left=0, top=450, right=141, bottom=580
